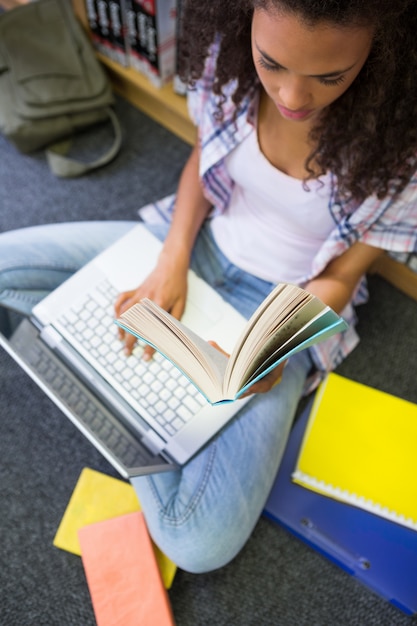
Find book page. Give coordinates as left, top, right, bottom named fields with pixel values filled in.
left=222, top=284, right=288, bottom=375
left=224, top=285, right=315, bottom=395
left=230, top=298, right=327, bottom=392
left=236, top=310, right=347, bottom=396
left=117, top=299, right=229, bottom=403
left=117, top=285, right=346, bottom=404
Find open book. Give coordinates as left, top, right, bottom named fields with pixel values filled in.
left=116, top=283, right=348, bottom=404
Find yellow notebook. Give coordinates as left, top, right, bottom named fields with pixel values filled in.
left=53, top=468, right=177, bottom=589
left=292, top=373, right=417, bottom=530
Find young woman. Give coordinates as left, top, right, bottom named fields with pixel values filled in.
left=1, top=0, right=416, bottom=572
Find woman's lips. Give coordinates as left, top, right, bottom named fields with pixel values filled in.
left=276, top=103, right=314, bottom=121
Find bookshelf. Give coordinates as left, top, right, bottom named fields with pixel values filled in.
left=370, top=255, right=417, bottom=302
left=71, top=0, right=195, bottom=146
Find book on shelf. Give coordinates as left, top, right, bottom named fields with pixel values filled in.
left=94, top=0, right=113, bottom=60
left=125, top=0, right=177, bottom=88
left=292, top=373, right=417, bottom=530
left=108, top=0, right=129, bottom=66
left=116, top=283, right=348, bottom=405
left=124, top=0, right=147, bottom=76
left=92, top=0, right=129, bottom=66
left=172, top=0, right=186, bottom=96
left=84, top=0, right=103, bottom=51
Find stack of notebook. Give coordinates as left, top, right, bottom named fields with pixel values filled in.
left=264, top=374, right=417, bottom=615
left=292, top=373, right=417, bottom=530
left=54, top=468, right=176, bottom=625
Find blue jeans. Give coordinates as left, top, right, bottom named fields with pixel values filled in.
left=0, top=220, right=312, bottom=572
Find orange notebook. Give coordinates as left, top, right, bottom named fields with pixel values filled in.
left=78, top=511, right=176, bottom=626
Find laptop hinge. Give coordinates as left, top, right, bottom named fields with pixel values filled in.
left=141, top=430, right=166, bottom=455
left=40, top=325, right=63, bottom=348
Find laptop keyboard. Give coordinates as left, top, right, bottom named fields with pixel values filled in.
left=16, top=327, right=153, bottom=471
left=56, top=280, right=207, bottom=439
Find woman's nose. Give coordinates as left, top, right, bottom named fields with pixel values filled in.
left=277, top=74, right=311, bottom=110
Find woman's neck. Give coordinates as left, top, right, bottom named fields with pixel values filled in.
left=257, top=89, right=318, bottom=180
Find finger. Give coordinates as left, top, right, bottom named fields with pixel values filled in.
left=170, top=298, right=186, bottom=323
left=114, top=291, right=131, bottom=317
left=114, top=289, right=139, bottom=318
left=123, top=333, right=137, bottom=356
left=207, top=340, right=230, bottom=358
left=115, top=292, right=138, bottom=342
left=271, top=375, right=283, bottom=387
left=240, top=369, right=284, bottom=397
left=142, top=344, right=156, bottom=361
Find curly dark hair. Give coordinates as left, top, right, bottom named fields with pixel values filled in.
left=178, top=0, right=417, bottom=201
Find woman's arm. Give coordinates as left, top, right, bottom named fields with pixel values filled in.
left=242, top=240, right=385, bottom=396
left=156, top=142, right=212, bottom=275
left=304, top=240, right=385, bottom=313
left=115, top=141, right=212, bottom=355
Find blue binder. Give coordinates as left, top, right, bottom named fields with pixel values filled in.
left=264, top=398, right=417, bottom=615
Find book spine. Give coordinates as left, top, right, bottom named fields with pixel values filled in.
left=123, top=1, right=136, bottom=68
left=95, top=0, right=114, bottom=62
left=84, top=0, right=102, bottom=51
left=108, top=0, right=129, bottom=67
left=173, top=0, right=186, bottom=95
left=153, top=0, right=177, bottom=87
left=127, top=0, right=176, bottom=88
left=144, top=0, right=159, bottom=86
left=126, top=0, right=148, bottom=76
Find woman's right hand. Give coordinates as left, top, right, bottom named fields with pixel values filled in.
left=114, top=249, right=189, bottom=358
left=115, top=141, right=211, bottom=358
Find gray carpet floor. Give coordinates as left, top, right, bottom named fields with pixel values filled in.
left=1, top=95, right=417, bottom=626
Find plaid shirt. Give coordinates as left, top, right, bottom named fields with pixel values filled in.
left=140, top=44, right=417, bottom=387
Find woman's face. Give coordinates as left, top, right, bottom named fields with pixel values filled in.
left=251, top=8, right=374, bottom=123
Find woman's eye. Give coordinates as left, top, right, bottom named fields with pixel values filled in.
left=319, top=75, right=346, bottom=87
left=258, top=57, right=281, bottom=72
left=257, top=56, right=346, bottom=87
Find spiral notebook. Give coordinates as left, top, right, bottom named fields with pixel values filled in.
left=292, top=373, right=417, bottom=530
left=264, top=394, right=417, bottom=615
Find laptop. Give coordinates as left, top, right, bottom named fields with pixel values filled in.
left=264, top=398, right=417, bottom=615
left=0, top=223, right=250, bottom=478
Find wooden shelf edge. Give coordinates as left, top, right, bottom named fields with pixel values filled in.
left=72, top=0, right=195, bottom=145
left=99, top=55, right=196, bottom=146
left=370, top=255, right=417, bottom=302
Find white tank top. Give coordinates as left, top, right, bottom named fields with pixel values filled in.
left=210, top=128, right=335, bottom=284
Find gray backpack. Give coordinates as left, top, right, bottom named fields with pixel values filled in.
left=0, top=0, right=122, bottom=177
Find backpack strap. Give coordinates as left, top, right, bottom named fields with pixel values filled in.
left=46, top=107, right=122, bottom=178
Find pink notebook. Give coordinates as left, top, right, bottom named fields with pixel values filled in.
left=78, top=511, right=175, bottom=626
